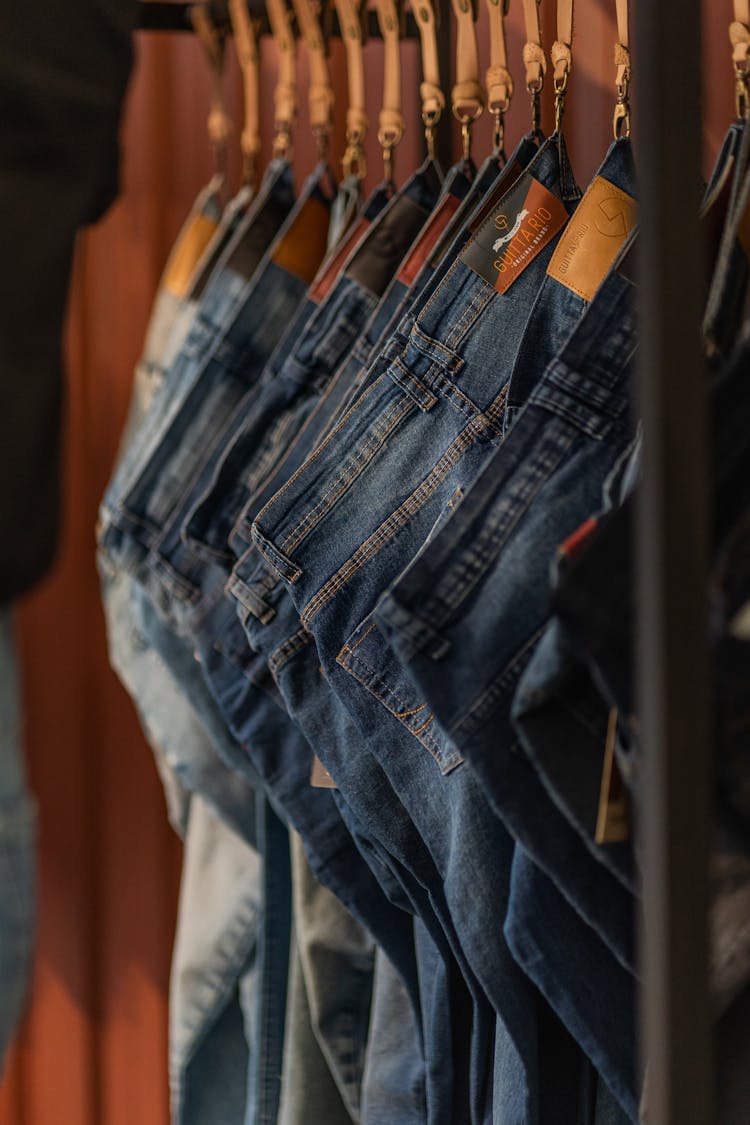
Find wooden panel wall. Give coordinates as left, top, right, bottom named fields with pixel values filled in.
left=0, top=6, right=733, bottom=1124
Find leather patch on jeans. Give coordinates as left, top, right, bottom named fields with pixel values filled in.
left=461, top=173, right=568, bottom=294
left=310, top=755, right=338, bottom=788
left=309, top=216, right=371, bottom=304
left=163, top=213, right=219, bottom=298
left=397, top=193, right=461, bottom=287
left=546, top=175, right=637, bottom=302
left=272, top=195, right=331, bottom=283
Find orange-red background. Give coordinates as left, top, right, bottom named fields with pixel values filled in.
left=0, top=5, right=733, bottom=1123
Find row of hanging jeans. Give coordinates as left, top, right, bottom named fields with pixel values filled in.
left=98, top=102, right=750, bottom=1125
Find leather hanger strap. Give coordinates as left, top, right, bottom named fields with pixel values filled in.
left=291, top=0, right=334, bottom=138
left=412, top=0, right=444, bottom=126
left=732, top=0, right=750, bottom=76
left=450, top=0, right=484, bottom=122
left=192, top=4, right=234, bottom=165
left=375, top=0, right=405, bottom=152
left=614, top=0, right=630, bottom=90
left=485, top=0, right=513, bottom=116
left=521, top=0, right=546, bottom=92
left=266, top=0, right=297, bottom=146
left=227, top=0, right=261, bottom=169
left=551, top=0, right=573, bottom=92
left=334, top=0, right=369, bottom=147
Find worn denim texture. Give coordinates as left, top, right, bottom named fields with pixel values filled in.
left=181, top=159, right=443, bottom=571
left=244, top=132, right=585, bottom=1125
left=100, top=159, right=296, bottom=523
left=370, top=263, right=639, bottom=1115
left=0, top=608, right=36, bottom=1073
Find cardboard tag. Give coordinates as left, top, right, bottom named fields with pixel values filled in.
left=271, top=195, right=331, bottom=283
left=310, top=755, right=338, bottom=789
left=397, top=193, right=461, bottom=287
left=461, top=172, right=568, bottom=294
left=595, top=708, right=630, bottom=845
left=546, top=176, right=637, bottom=302
left=164, top=212, right=220, bottom=298
left=309, top=216, right=371, bottom=304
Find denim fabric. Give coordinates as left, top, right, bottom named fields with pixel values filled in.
left=703, top=119, right=750, bottom=363
left=169, top=795, right=262, bottom=1125
left=181, top=159, right=443, bottom=570
left=278, top=936, right=356, bottom=1125
left=137, top=181, right=254, bottom=411
left=361, top=944, right=426, bottom=1125
left=100, top=158, right=296, bottom=519
left=0, top=607, right=36, bottom=1072
left=226, top=141, right=540, bottom=566
left=504, top=848, right=637, bottom=1121
left=240, top=131, right=586, bottom=1125
left=503, top=138, right=636, bottom=429
left=101, top=162, right=339, bottom=629
left=289, top=830, right=375, bottom=1121
left=368, top=264, right=638, bottom=1109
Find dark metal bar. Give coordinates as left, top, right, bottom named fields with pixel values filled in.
left=136, top=0, right=421, bottom=38
left=635, top=1, right=714, bottom=1123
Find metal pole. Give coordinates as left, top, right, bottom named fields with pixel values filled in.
left=635, top=2, right=714, bottom=1123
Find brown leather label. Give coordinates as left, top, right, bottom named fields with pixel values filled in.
left=310, top=755, right=338, bottom=789
left=546, top=176, right=637, bottom=302
left=595, top=708, right=630, bottom=844
left=461, top=173, right=569, bottom=295
left=397, top=193, right=461, bottom=287
left=163, top=213, right=220, bottom=298
left=271, top=195, right=331, bottom=283
left=309, top=216, right=371, bottom=304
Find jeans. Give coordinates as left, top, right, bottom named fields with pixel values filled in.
left=181, top=158, right=444, bottom=571
left=0, top=608, right=36, bottom=1072
left=370, top=260, right=639, bottom=1115
left=244, top=131, right=586, bottom=1125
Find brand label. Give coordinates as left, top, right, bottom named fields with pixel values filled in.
left=397, top=193, right=461, bottom=286
left=546, top=176, right=637, bottom=302
left=309, top=216, right=371, bottom=303
left=164, top=212, right=220, bottom=298
left=271, top=195, right=331, bottom=283
left=310, top=755, right=338, bottom=789
left=461, top=173, right=568, bottom=294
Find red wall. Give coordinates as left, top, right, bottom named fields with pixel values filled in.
left=0, top=6, right=733, bottom=1123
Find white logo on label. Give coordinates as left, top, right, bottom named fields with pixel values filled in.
left=492, top=210, right=530, bottom=252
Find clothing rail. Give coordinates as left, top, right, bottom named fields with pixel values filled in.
left=136, top=2, right=716, bottom=1121
left=136, top=0, right=454, bottom=167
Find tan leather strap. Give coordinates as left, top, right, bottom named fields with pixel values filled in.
left=551, top=0, right=573, bottom=93
left=266, top=0, right=297, bottom=157
left=375, top=0, right=405, bottom=180
left=732, top=0, right=750, bottom=115
left=334, top=0, right=368, bottom=176
left=485, top=0, right=512, bottom=152
left=291, top=0, right=334, bottom=156
left=451, top=0, right=484, bottom=161
left=613, top=0, right=631, bottom=136
left=191, top=4, right=233, bottom=179
left=412, top=0, right=444, bottom=154
left=521, top=0, right=545, bottom=93
left=227, top=0, right=261, bottom=181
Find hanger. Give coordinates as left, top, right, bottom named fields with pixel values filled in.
left=191, top=3, right=234, bottom=187
left=551, top=0, right=573, bottom=133
left=521, top=0, right=546, bottom=139
left=450, top=0, right=484, bottom=166
left=227, top=0, right=261, bottom=185
left=290, top=0, right=335, bottom=164
left=410, top=0, right=444, bottom=162
left=374, top=0, right=406, bottom=186
left=731, top=0, right=750, bottom=118
left=613, top=0, right=631, bottom=137
left=485, top=0, right=513, bottom=159
left=334, top=0, right=369, bottom=180
left=266, top=0, right=298, bottom=159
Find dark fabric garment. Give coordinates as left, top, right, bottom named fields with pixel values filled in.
left=0, top=0, right=135, bottom=598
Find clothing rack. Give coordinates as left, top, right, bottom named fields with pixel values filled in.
left=135, top=3, right=715, bottom=1121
